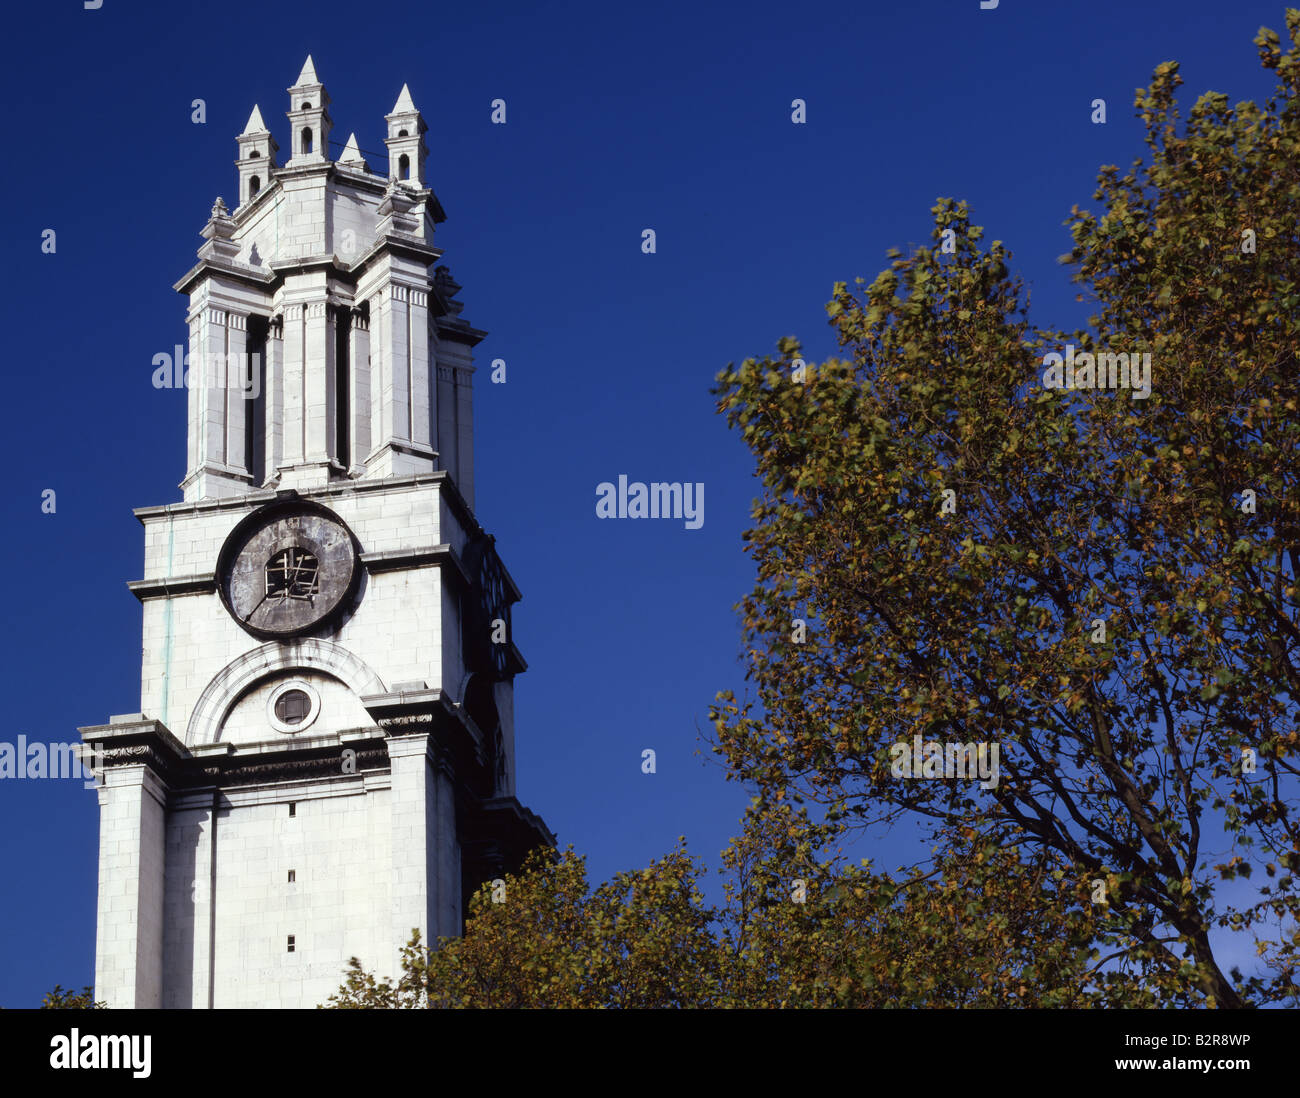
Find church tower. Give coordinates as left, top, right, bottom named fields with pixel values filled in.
left=78, top=60, right=553, bottom=1009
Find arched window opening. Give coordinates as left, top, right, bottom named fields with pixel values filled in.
left=302, top=127, right=313, bottom=155
left=249, top=150, right=261, bottom=159
left=301, top=101, right=312, bottom=110
left=398, top=154, right=410, bottom=180
left=398, top=129, right=409, bottom=137
left=249, top=175, right=261, bottom=198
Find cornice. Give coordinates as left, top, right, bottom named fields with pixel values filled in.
left=129, top=547, right=473, bottom=603
left=459, top=795, right=557, bottom=879
left=186, top=738, right=390, bottom=790
left=173, top=256, right=277, bottom=297
left=268, top=253, right=357, bottom=283
left=360, top=544, right=471, bottom=586
left=349, top=232, right=441, bottom=276
left=127, top=573, right=217, bottom=600
left=134, top=488, right=280, bottom=523
left=363, top=688, right=491, bottom=787
left=432, top=314, right=487, bottom=347
left=329, top=162, right=390, bottom=198
left=132, top=473, right=478, bottom=528
left=79, top=717, right=395, bottom=792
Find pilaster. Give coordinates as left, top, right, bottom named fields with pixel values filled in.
left=282, top=303, right=305, bottom=466
left=79, top=717, right=189, bottom=1009
left=264, top=313, right=284, bottom=485
left=385, top=730, right=460, bottom=970
left=304, top=300, right=333, bottom=464
left=366, top=282, right=436, bottom=477
left=348, top=307, right=371, bottom=475
left=182, top=306, right=256, bottom=502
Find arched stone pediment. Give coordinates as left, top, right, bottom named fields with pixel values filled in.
left=186, top=639, right=386, bottom=746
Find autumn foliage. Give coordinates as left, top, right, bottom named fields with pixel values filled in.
left=328, top=13, right=1300, bottom=1009
left=709, top=14, right=1300, bottom=1007
left=326, top=811, right=1124, bottom=1009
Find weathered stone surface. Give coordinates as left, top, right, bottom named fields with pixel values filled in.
left=80, top=61, right=551, bottom=1011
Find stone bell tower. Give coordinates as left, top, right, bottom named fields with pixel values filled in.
left=79, top=58, right=553, bottom=1009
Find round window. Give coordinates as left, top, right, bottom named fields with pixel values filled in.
left=275, top=689, right=311, bottom=725
left=267, top=680, right=321, bottom=734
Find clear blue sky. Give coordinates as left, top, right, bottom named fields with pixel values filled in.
left=0, top=0, right=1288, bottom=1005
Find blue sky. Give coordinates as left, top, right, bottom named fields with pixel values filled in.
left=0, top=0, right=1291, bottom=1005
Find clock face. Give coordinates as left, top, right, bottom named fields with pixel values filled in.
left=217, top=499, right=360, bottom=639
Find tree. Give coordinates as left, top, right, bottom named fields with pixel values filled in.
left=325, top=808, right=1147, bottom=1007
left=710, top=13, right=1300, bottom=1008
left=40, top=985, right=104, bottom=1009
left=324, top=843, right=718, bottom=1008
left=715, top=799, right=1135, bottom=1007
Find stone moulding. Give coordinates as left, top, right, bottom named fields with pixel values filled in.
left=186, top=638, right=386, bottom=747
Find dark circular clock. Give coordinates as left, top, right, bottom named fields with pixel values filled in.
left=217, top=497, right=360, bottom=639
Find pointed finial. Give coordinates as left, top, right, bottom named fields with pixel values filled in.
left=240, top=104, right=268, bottom=136
left=340, top=133, right=365, bottom=165
left=294, top=55, right=319, bottom=86
left=391, top=83, right=417, bottom=113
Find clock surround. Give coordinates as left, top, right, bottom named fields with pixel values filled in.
left=216, top=495, right=361, bottom=640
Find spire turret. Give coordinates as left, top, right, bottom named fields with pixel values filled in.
left=235, top=104, right=278, bottom=208
left=384, top=83, right=427, bottom=187
left=286, top=54, right=332, bottom=165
